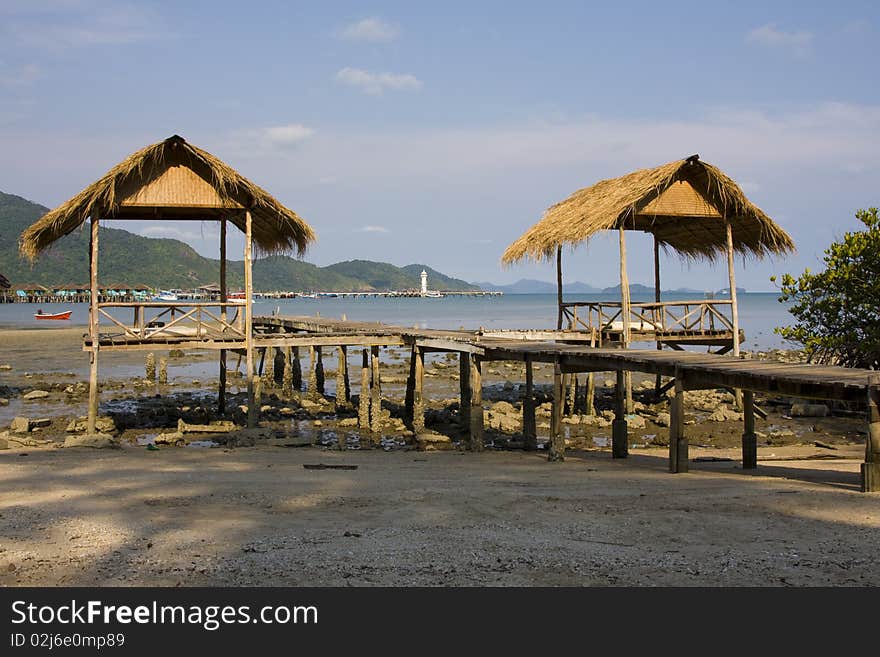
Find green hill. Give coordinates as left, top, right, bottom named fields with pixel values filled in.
left=0, top=191, right=478, bottom=292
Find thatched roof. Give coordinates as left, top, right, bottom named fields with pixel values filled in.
left=502, top=156, right=795, bottom=264
left=0, top=273, right=9, bottom=290
left=19, top=135, right=316, bottom=261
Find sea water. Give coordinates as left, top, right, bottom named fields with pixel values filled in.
left=0, top=292, right=793, bottom=350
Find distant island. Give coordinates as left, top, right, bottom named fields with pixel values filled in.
left=0, top=192, right=478, bottom=293
left=475, top=278, right=743, bottom=295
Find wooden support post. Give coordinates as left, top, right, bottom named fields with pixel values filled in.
left=404, top=345, right=416, bottom=424
left=291, top=346, right=302, bottom=393
left=726, top=220, right=743, bottom=410
left=469, top=355, right=483, bottom=451
left=619, top=226, right=633, bottom=413
left=625, top=370, right=633, bottom=414
left=459, top=352, right=471, bottom=429
left=335, top=346, right=349, bottom=410
left=263, top=346, right=275, bottom=387
left=549, top=362, right=565, bottom=461
left=158, top=357, right=167, bottom=385
left=565, top=373, right=577, bottom=416
left=523, top=356, right=537, bottom=451
left=87, top=214, right=100, bottom=434
left=370, top=346, right=381, bottom=433
left=862, top=373, right=880, bottom=492
left=282, top=346, right=293, bottom=395
left=315, top=346, right=325, bottom=396
left=654, top=236, right=663, bottom=396
left=556, top=246, right=563, bottom=330
left=219, top=217, right=227, bottom=413
left=412, top=346, right=425, bottom=434
left=307, top=346, right=317, bottom=399
left=358, top=349, right=370, bottom=433
left=585, top=372, right=595, bottom=416
left=669, top=369, right=688, bottom=473
left=612, top=369, right=628, bottom=458
left=145, top=353, right=156, bottom=381
left=742, top=389, right=757, bottom=470
left=244, top=209, right=257, bottom=428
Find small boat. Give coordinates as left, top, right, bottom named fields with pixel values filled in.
left=152, top=290, right=178, bottom=302
left=423, top=291, right=443, bottom=298
left=226, top=292, right=247, bottom=304
left=34, top=310, right=72, bottom=320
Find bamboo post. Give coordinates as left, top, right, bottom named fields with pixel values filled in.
left=219, top=217, right=227, bottom=413
left=469, top=355, right=483, bottom=451
left=548, top=362, right=564, bottom=461
left=556, top=246, right=563, bottom=330
left=87, top=214, right=100, bottom=434
left=459, top=352, right=471, bottom=429
left=370, top=346, right=382, bottom=433
left=612, top=369, right=628, bottom=458
left=863, top=373, right=880, bottom=492
left=412, top=346, right=425, bottom=434
left=742, top=389, right=757, bottom=469
left=315, top=346, right=325, bottom=396
left=654, top=236, right=663, bottom=396
left=358, top=349, right=370, bottom=432
left=244, top=209, right=257, bottom=428
left=619, top=226, right=633, bottom=413
left=523, top=356, right=537, bottom=451
left=335, top=346, right=349, bottom=410
left=726, top=220, right=743, bottom=410
left=669, top=368, right=687, bottom=473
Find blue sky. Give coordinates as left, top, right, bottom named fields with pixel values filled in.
left=2, top=1, right=879, bottom=290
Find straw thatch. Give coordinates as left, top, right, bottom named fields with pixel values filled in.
left=502, top=156, right=794, bottom=264
left=19, top=135, right=316, bottom=261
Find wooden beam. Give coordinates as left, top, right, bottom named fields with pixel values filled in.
left=404, top=345, right=416, bottom=424
left=87, top=213, right=100, bottom=434
left=469, top=355, right=483, bottom=451
left=335, top=346, right=349, bottom=410
left=307, top=346, right=317, bottom=399
left=244, top=209, right=256, bottom=428
left=726, top=220, right=743, bottom=412
left=549, top=362, right=564, bottom=461
left=315, top=346, right=325, bottom=396
left=742, top=389, right=757, bottom=469
left=219, top=217, right=227, bottom=413
left=654, top=236, right=663, bottom=396
left=523, top=356, right=537, bottom=450
left=863, top=373, right=880, bottom=492
left=612, top=368, right=628, bottom=458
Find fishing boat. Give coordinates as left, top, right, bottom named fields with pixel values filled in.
left=423, top=291, right=443, bottom=298
left=34, top=310, right=72, bottom=320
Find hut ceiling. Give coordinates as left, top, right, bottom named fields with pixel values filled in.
left=501, top=156, right=795, bottom=264
left=19, top=135, right=316, bottom=261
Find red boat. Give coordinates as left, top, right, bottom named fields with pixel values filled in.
left=34, top=310, right=72, bottom=320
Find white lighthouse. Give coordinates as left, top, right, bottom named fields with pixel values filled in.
left=420, top=269, right=428, bottom=295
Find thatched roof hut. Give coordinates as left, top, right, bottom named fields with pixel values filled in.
left=501, top=155, right=794, bottom=265
left=19, top=134, right=315, bottom=261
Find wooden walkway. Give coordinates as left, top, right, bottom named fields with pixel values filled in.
left=250, top=315, right=880, bottom=492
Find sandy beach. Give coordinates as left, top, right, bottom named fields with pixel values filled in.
left=1, top=327, right=877, bottom=586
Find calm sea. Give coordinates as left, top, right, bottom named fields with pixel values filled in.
left=0, top=293, right=794, bottom=350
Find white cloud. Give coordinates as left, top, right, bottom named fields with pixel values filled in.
left=747, top=24, right=813, bottom=55
left=357, top=225, right=390, bottom=233
left=336, top=67, right=422, bottom=95
left=263, top=124, right=315, bottom=147
left=340, top=17, right=399, bottom=43
left=5, top=2, right=169, bottom=50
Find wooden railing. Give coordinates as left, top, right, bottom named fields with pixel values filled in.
left=96, top=302, right=246, bottom=341
left=561, top=300, right=734, bottom=340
